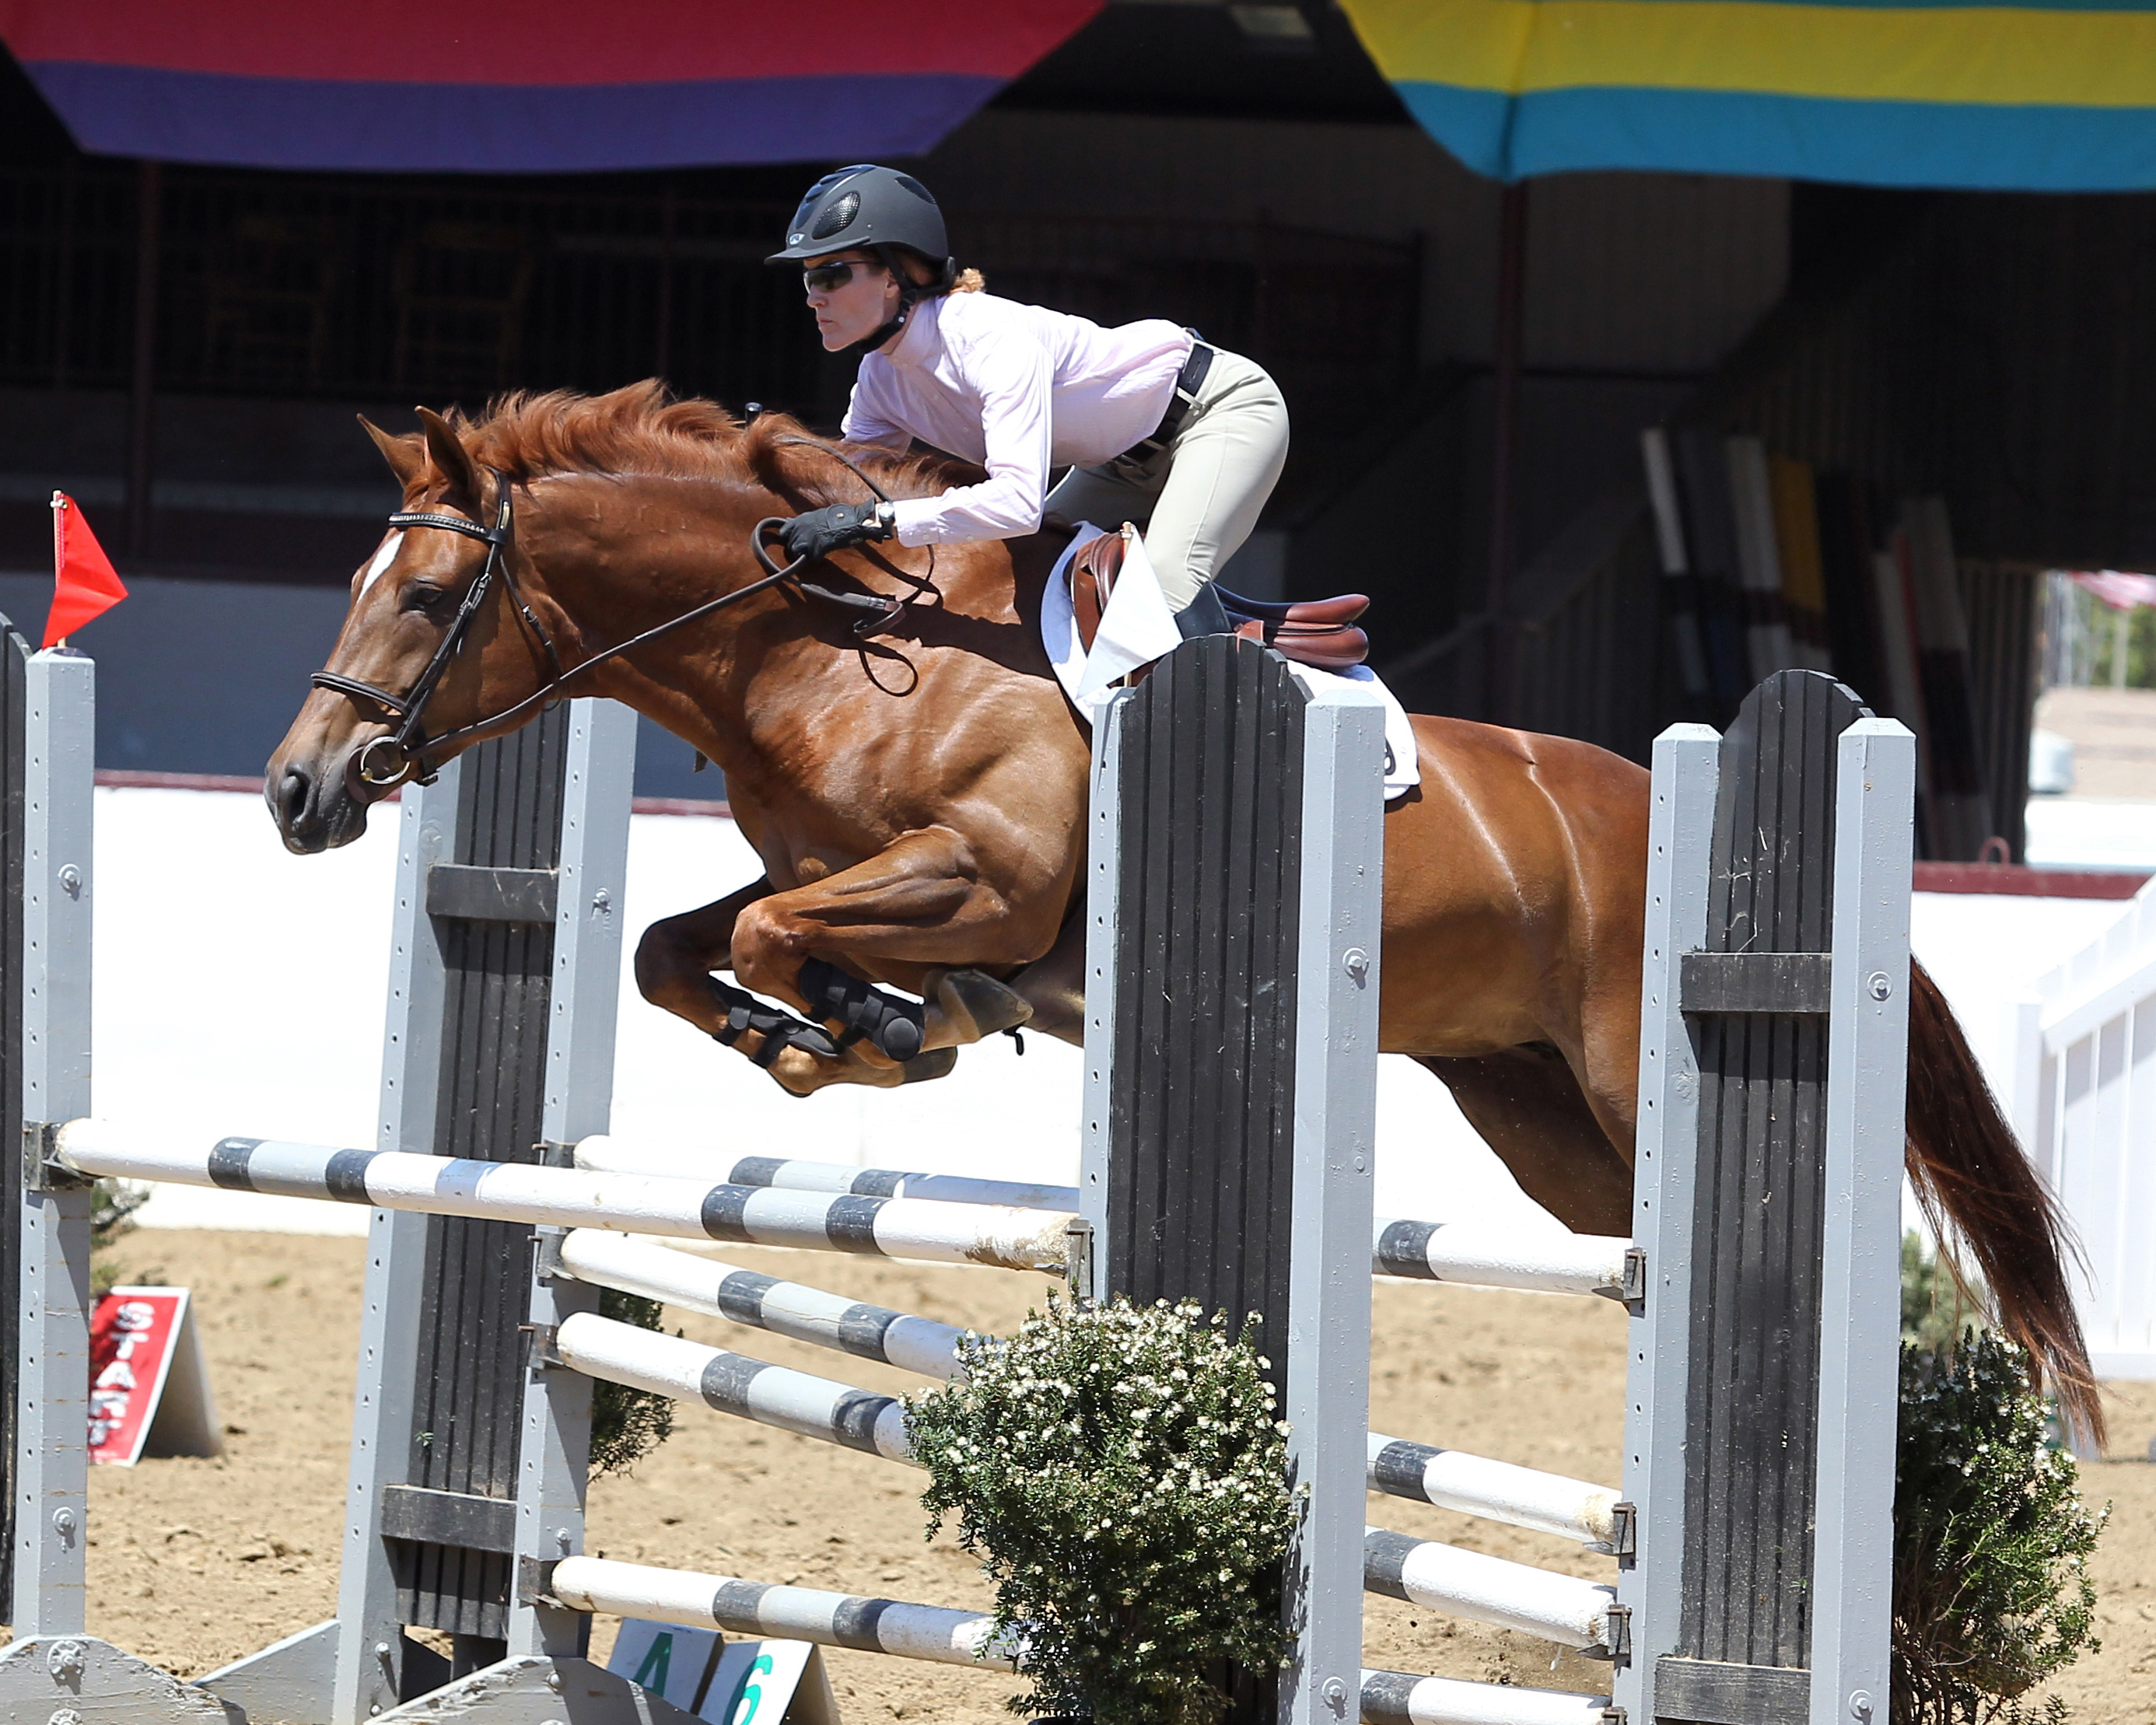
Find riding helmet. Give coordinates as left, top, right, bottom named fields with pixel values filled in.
left=767, top=165, right=951, bottom=268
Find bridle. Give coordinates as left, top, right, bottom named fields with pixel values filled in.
left=310, top=446, right=933, bottom=790
left=310, top=474, right=551, bottom=787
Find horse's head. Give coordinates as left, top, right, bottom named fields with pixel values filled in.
left=267, top=409, right=564, bottom=852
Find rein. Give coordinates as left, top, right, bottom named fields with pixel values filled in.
left=310, top=444, right=932, bottom=789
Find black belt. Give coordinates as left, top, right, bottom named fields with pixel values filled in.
left=1121, top=339, right=1214, bottom=463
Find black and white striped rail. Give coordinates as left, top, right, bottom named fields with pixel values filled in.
left=1372, top=1219, right=1631, bottom=1298
left=576, top=1135, right=1082, bottom=1212
left=1363, top=1528, right=1619, bottom=1654
left=552, top=1313, right=915, bottom=1461
left=1366, top=1436, right=1620, bottom=1548
left=1359, top=1670, right=1612, bottom=1725
left=558, top=1313, right=1619, bottom=1652
left=565, top=1232, right=1622, bottom=1544
left=549, top=1558, right=1611, bottom=1724
left=579, top=1139, right=1633, bottom=1298
left=548, top=1556, right=1016, bottom=1669
left=557, top=1229, right=966, bottom=1379
left=55, top=1122, right=1079, bottom=1273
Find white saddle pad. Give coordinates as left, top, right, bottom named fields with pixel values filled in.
left=1040, top=524, right=1421, bottom=800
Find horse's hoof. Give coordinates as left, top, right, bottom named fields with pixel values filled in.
left=898, top=1048, right=957, bottom=1083
left=924, top=967, right=1034, bottom=1047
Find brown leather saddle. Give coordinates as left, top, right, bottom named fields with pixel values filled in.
left=1068, top=529, right=1370, bottom=672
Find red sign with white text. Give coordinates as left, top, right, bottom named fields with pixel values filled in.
left=88, top=1287, right=188, bottom=1465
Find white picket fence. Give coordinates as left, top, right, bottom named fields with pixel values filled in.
left=2009, top=876, right=2156, bottom=1380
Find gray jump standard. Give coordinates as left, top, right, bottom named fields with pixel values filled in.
left=0, top=622, right=1908, bottom=1725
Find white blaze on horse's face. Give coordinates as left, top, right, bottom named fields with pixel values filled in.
left=359, top=529, right=405, bottom=596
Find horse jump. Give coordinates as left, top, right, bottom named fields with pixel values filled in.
left=5, top=625, right=1916, bottom=1725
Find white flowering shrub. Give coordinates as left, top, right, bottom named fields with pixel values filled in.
left=1894, top=1331, right=2106, bottom=1724
left=906, top=1295, right=1294, bottom=1725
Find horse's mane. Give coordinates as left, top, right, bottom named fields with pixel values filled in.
left=422, top=379, right=980, bottom=505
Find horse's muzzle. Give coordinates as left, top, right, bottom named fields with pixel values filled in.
left=267, top=751, right=374, bottom=854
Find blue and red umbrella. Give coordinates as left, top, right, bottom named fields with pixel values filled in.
left=0, top=0, right=1101, bottom=173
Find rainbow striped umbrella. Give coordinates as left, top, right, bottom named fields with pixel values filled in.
left=0, top=0, right=1101, bottom=173
left=1338, top=0, right=2156, bottom=189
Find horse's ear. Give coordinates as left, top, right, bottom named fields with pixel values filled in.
left=359, top=415, right=425, bottom=491
left=415, top=407, right=480, bottom=503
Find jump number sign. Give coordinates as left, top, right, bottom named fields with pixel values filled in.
left=703, top=1639, right=828, bottom=1724
left=607, top=1622, right=830, bottom=1723
left=726, top=1652, right=775, bottom=1724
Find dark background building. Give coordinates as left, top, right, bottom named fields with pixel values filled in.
left=2, top=5, right=2151, bottom=838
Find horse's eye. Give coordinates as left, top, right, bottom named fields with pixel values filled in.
left=407, top=583, right=449, bottom=611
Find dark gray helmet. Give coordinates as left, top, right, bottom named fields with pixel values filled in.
left=767, top=164, right=950, bottom=267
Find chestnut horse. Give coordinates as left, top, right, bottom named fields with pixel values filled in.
left=265, top=384, right=2097, bottom=1430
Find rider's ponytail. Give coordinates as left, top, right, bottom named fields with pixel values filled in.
left=892, top=248, right=984, bottom=296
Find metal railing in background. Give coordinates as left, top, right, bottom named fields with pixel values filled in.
left=0, top=164, right=1420, bottom=432
left=0, top=164, right=825, bottom=414
left=1378, top=485, right=1668, bottom=765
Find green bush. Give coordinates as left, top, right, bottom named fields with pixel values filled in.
left=588, top=1286, right=675, bottom=1477
left=1902, top=1229, right=1985, bottom=1355
left=1894, top=1331, right=2105, bottom=1725
left=906, top=1295, right=1295, bottom=1725
left=89, top=1178, right=152, bottom=1298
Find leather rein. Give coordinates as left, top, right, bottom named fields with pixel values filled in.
left=309, top=445, right=927, bottom=789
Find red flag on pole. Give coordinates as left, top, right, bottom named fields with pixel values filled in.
left=46, top=491, right=128, bottom=648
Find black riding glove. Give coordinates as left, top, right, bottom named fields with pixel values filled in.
left=779, top=502, right=894, bottom=565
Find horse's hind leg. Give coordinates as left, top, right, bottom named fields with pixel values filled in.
left=1416, top=1048, right=1635, bottom=1236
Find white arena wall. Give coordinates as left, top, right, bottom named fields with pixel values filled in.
left=100, top=784, right=1563, bottom=1239
left=96, top=781, right=2156, bottom=1335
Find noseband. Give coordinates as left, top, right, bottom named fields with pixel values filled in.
left=310, top=445, right=933, bottom=789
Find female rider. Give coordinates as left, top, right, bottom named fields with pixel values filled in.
left=768, top=164, right=1289, bottom=634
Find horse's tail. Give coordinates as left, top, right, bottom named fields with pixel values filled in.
left=1903, top=959, right=2104, bottom=1445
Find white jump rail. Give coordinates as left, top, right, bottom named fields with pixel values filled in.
left=1373, top=1218, right=1631, bottom=1298
left=54, top=1123, right=1080, bottom=1273
left=577, top=1139, right=1632, bottom=1300
left=553, top=1312, right=915, bottom=1461
left=576, top=1135, right=1083, bottom=1212
left=563, top=1231, right=1622, bottom=1548
left=549, top=1556, right=1017, bottom=1669
left=1359, top=1671, right=1612, bottom=1725
left=558, top=1227, right=968, bottom=1377
left=1365, top=1436, right=1619, bottom=1550
left=557, top=1310, right=1617, bottom=1651
left=565, top=1232, right=1619, bottom=1547
left=548, top=1558, right=1612, bottom=1725
left=1363, top=1530, right=1618, bottom=1654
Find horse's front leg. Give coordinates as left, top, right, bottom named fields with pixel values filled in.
left=634, top=876, right=950, bottom=1094
left=730, top=825, right=1043, bottom=1062
left=633, top=876, right=773, bottom=1027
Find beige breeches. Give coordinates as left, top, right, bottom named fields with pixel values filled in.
left=1044, top=346, right=1290, bottom=611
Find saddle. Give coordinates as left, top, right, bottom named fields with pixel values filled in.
left=1068, top=530, right=1370, bottom=672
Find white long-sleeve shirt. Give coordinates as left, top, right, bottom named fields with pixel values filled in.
left=841, top=290, right=1191, bottom=547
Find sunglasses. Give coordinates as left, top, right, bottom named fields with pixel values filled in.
left=802, top=260, right=881, bottom=295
